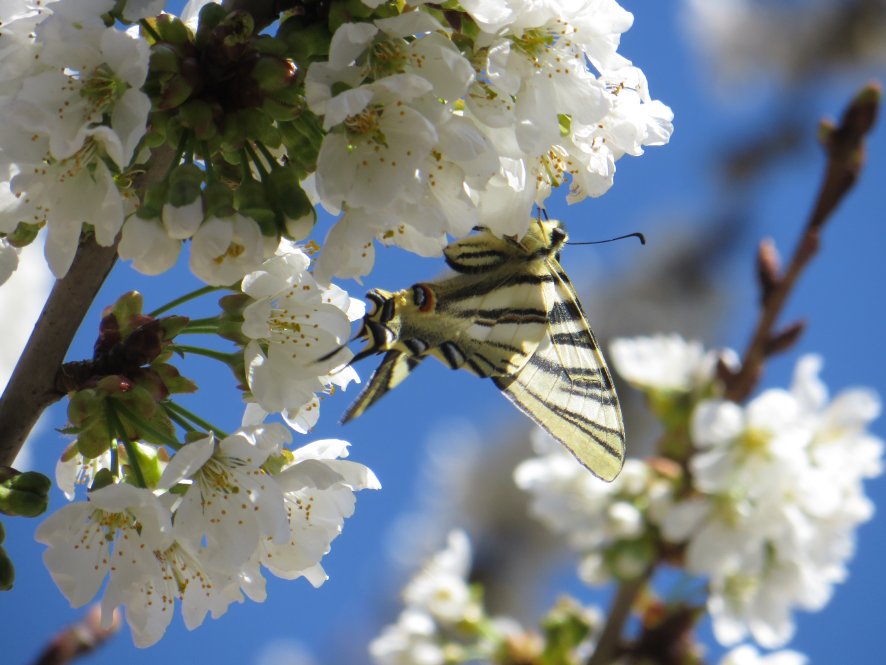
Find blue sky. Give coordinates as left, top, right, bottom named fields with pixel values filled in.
left=4, top=1, right=886, bottom=663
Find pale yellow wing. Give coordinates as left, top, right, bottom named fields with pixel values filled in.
left=493, top=263, right=625, bottom=481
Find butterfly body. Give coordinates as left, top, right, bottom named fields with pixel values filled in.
left=344, top=219, right=625, bottom=481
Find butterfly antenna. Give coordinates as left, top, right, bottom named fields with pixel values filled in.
left=567, top=232, right=646, bottom=246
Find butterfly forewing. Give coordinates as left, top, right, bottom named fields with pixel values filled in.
left=342, top=220, right=626, bottom=480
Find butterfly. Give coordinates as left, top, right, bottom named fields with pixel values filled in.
left=339, top=218, right=625, bottom=481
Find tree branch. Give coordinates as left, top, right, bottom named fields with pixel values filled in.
left=723, top=83, right=880, bottom=402
left=0, top=146, right=176, bottom=468
left=0, top=239, right=118, bottom=467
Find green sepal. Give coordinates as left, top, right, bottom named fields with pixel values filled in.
left=278, top=14, right=332, bottom=66
left=5, top=222, right=41, bottom=248
left=90, top=468, right=117, bottom=492
left=159, top=315, right=190, bottom=340
left=137, top=180, right=170, bottom=220
left=179, top=100, right=218, bottom=141
left=267, top=165, right=315, bottom=226
left=153, top=364, right=198, bottom=395
left=203, top=180, right=236, bottom=218
left=148, top=14, right=192, bottom=47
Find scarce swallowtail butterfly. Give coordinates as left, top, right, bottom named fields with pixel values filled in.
left=337, top=219, right=625, bottom=481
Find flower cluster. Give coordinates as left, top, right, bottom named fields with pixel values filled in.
left=370, top=530, right=511, bottom=665
left=310, top=0, right=673, bottom=281
left=516, top=334, right=883, bottom=655
left=0, top=0, right=671, bottom=289
left=0, top=0, right=151, bottom=277
left=660, top=353, right=882, bottom=648
left=37, top=424, right=379, bottom=646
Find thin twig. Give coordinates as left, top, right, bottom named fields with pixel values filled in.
left=724, top=83, right=880, bottom=402
left=31, top=605, right=120, bottom=665
left=587, top=570, right=651, bottom=665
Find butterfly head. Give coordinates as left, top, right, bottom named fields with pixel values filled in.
left=351, top=288, right=401, bottom=362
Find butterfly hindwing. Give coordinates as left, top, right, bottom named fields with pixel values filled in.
left=342, top=350, right=423, bottom=423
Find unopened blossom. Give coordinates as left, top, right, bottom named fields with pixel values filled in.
left=189, top=213, right=269, bottom=286
left=242, top=241, right=364, bottom=431
left=118, top=216, right=182, bottom=275
left=659, top=355, right=882, bottom=648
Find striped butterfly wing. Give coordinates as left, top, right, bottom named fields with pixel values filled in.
left=342, top=350, right=423, bottom=423
left=493, top=258, right=625, bottom=481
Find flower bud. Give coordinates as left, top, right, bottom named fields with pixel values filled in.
left=0, top=470, right=51, bottom=517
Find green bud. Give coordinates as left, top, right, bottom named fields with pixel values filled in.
left=108, top=291, right=145, bottom=332
left=149, top=43, right=182, bottom=74
left=179, top=99, right=218, bottom=141
left=252, top=56, right=296, bottom=94
left=203, top=181, right=235, bottom=218
left=195, top=2, right=228, bottom=49
left=0, top=471, right=51, bottom=517
left=167, top=163, right=205, bottom=207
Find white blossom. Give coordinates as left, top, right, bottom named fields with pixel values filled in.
left=241, top=241, right=364, bottom=431
left=35, top=483, right=173, bottom=619
left=0, top=7, right=150, bottom=276
left=719, top=645, right=807, bottom=665
left=370, top=530, right=482, bottom=665
left=610, top=334, right=737, bottom=394
left=258, top=438, right=381, bottom=585
left=158, top=426, right=291, bottom=572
